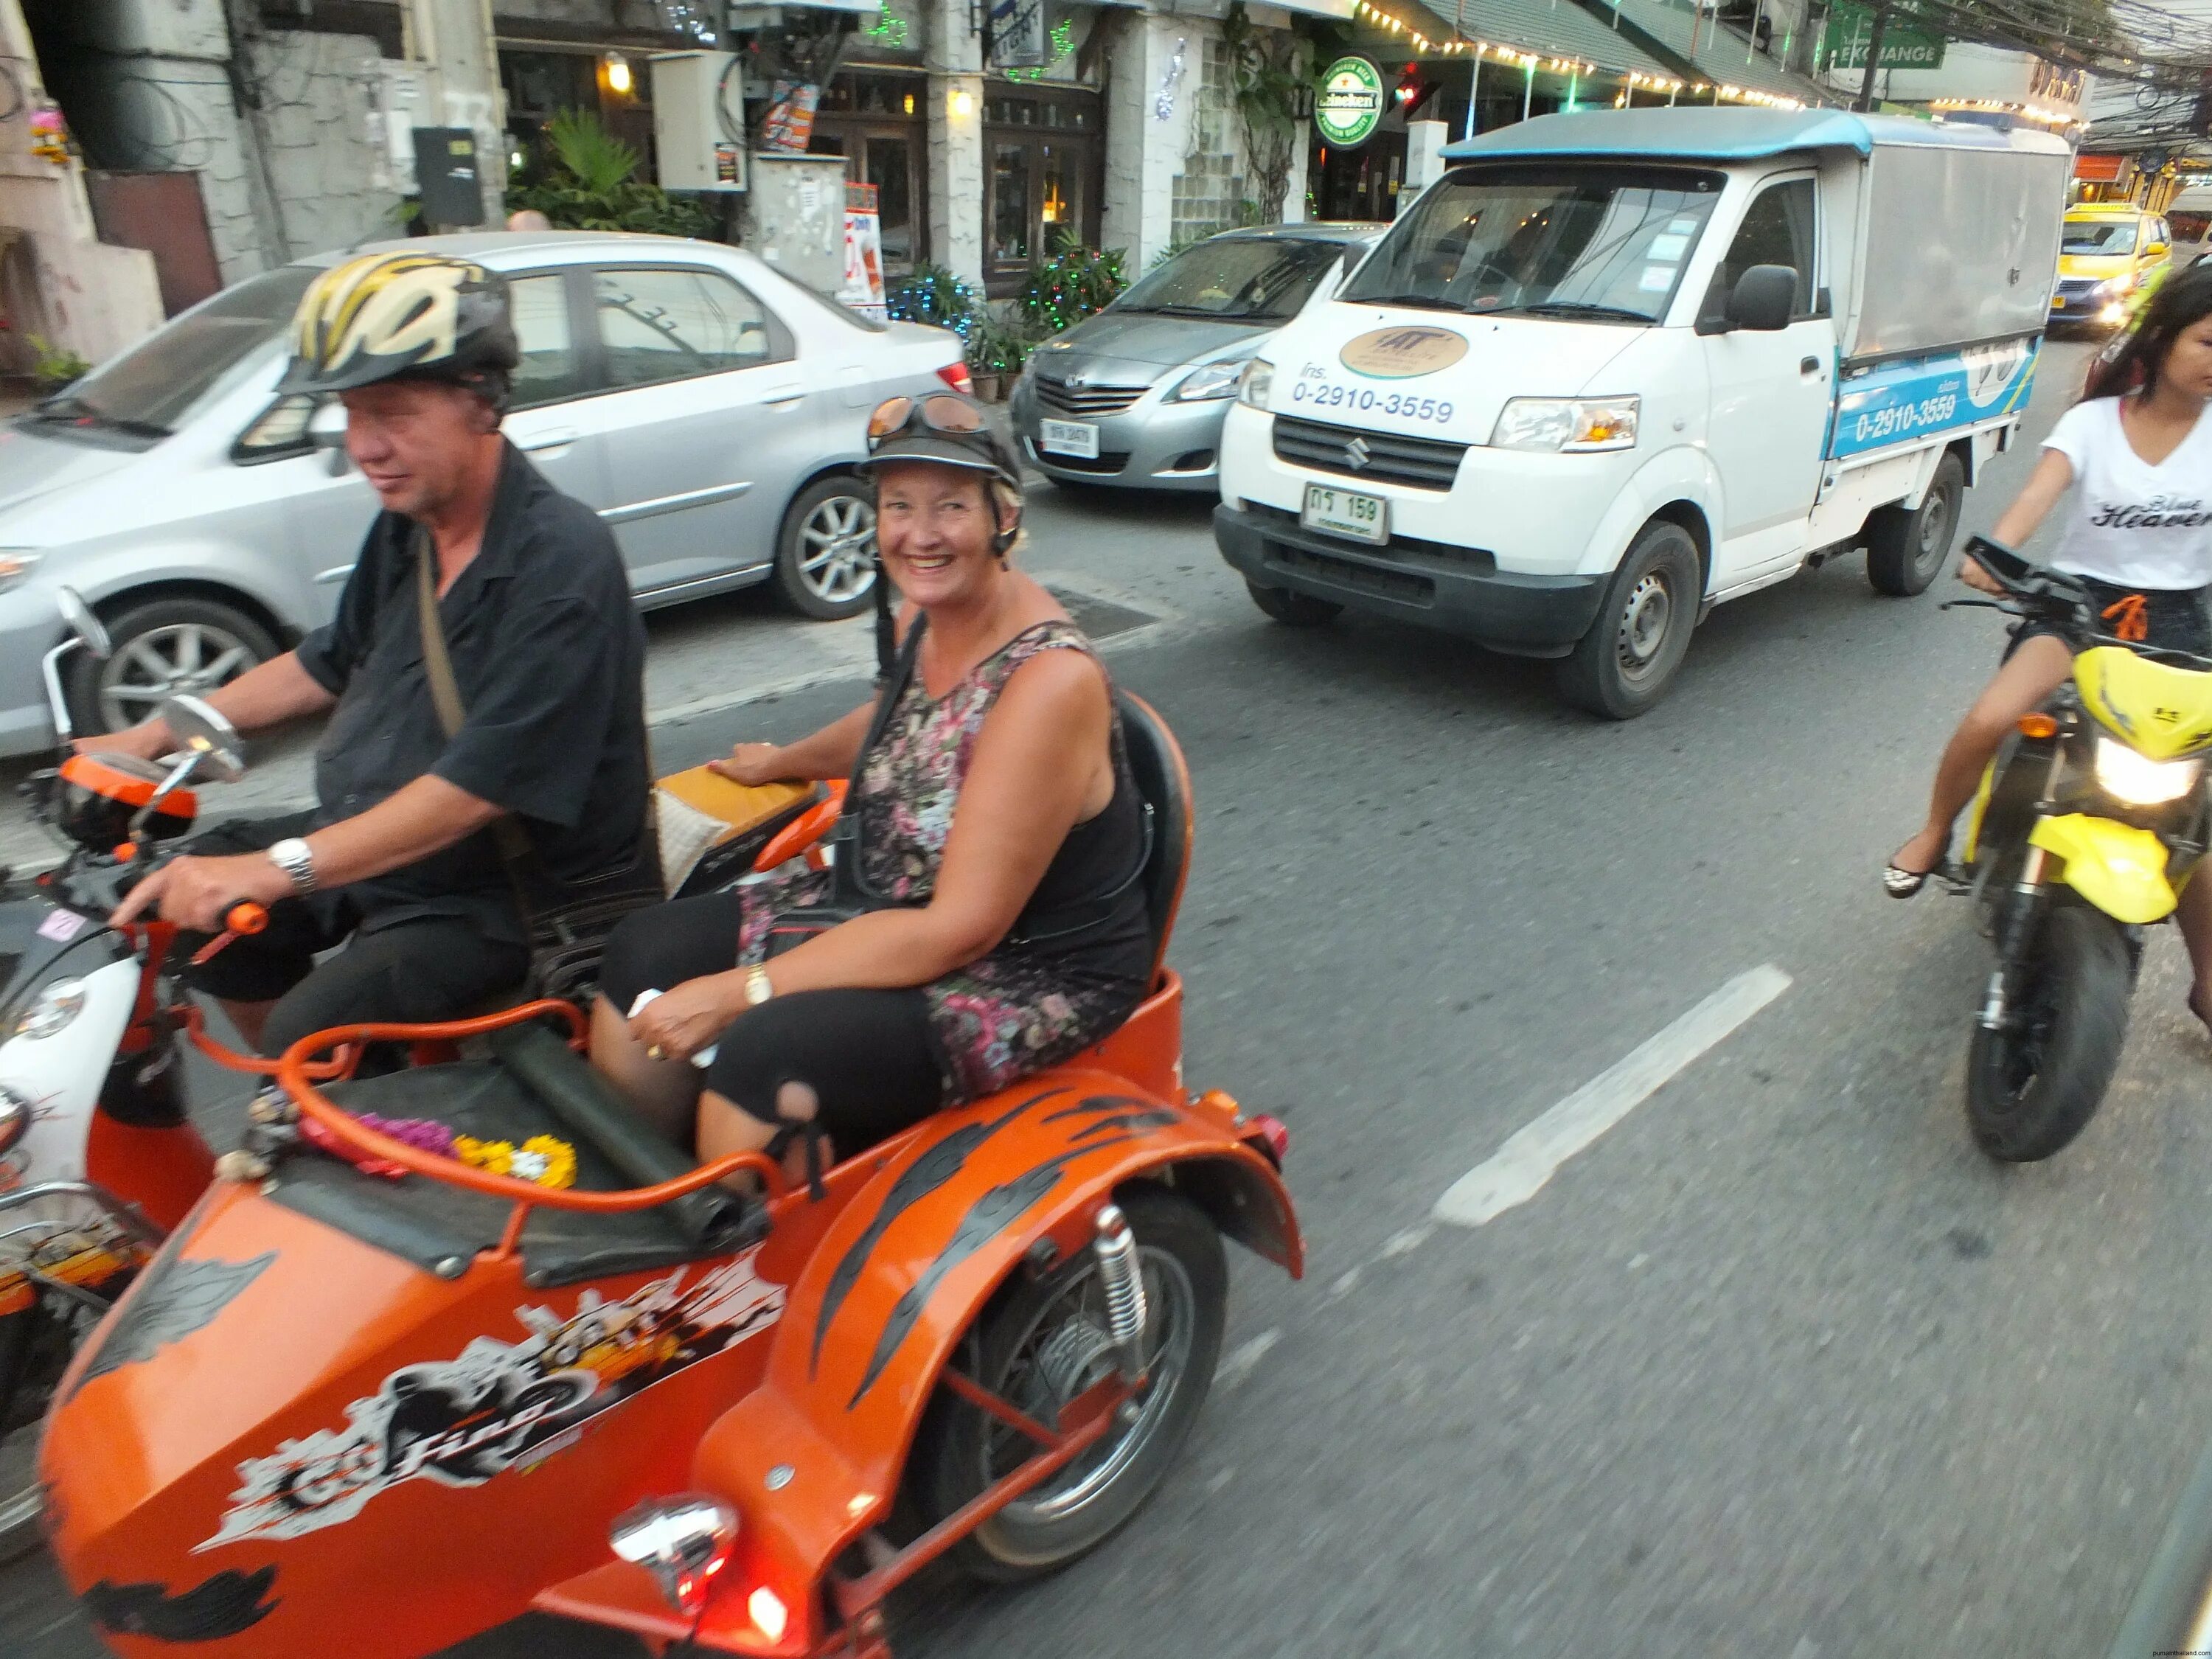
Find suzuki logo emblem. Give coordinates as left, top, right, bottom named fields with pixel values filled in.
left=1344, top=437, right=1371, bottom=470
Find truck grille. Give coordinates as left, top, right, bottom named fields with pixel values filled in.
left=1271, top=414, right=1467, bottom=491
left=1034, top=374, right=1150, bottom=417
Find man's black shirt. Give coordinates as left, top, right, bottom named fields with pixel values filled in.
left=293, top=441, right=652, bottom=942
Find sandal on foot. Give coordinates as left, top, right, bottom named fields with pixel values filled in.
left=1884, top=863, right=1933, bottom=899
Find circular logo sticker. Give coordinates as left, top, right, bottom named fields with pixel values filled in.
left=1339, top=326, right=1470, bottom=380
left=1314, top=56, right=1385, bottom=148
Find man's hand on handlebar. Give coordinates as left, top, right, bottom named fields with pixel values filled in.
left=1958, top=556, right=2006, bottom=597
left=111, top=850, right=291, bottom=932
left=75, top=716, right=174, bottom=762
left=709, top=743, right=791, bottom=787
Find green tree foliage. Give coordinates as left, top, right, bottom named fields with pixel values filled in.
left=505, top=110, right=714, bottom=237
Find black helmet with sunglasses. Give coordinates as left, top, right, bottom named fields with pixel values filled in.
left=860, top=393, right=1023, bottom=490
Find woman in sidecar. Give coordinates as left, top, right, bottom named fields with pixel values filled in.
left=592, top=394, right=1154, bottom=1178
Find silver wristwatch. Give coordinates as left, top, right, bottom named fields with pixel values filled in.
left=265, top=837, right=318, bottom=895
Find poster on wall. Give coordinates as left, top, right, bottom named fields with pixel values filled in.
left=841, top=182, right=888, bottom=321
left=988, top=0, right=1048, bottom=69
left=759, top=81, right=820, bottom=153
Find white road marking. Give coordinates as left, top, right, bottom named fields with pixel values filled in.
left=1433, top=964, right=1793, bottom=1228
left=1214, top=1329, right=1281, bottom=1391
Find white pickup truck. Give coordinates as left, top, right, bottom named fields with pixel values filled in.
left=1214, top=108, right=2070, bottom=716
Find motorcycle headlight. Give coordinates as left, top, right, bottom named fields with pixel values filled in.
left=1491, top=396, right=1640, bottom=453
left=0, top=1085, right=28, bottom=1155
left=1237, top=357, right=1274, bottom=409
left=11, top=977, right=86, bottom=1042
left=2095, top=737, right=2202, bottom=806
left=1171, top=359, right=1249, bottom=402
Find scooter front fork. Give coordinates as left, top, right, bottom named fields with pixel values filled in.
left=1981, top=846, right=2052, bottom=1032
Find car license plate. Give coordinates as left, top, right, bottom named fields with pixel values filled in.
left=1301, top=482, right=1388, bottom=545
left=1039, top=419, right=1099, bottom=459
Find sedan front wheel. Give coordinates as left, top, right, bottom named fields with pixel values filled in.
left=774, top=476, right=879, bottom=621
left=65, top=595, right=277, bottom=738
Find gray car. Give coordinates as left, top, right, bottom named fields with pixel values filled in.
left=1009, top=223, right=1385, bottom=493
left=0, top=231, right=967, bottom=755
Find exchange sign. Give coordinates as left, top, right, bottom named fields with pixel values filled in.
left=1315, top=55, right=1385, bottom=148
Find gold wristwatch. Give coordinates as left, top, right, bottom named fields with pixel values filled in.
left=743, top=965, right=774, bottom=1007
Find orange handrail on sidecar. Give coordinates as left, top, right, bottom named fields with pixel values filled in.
left=753, top=778, right=846, bottom=871
left=273, top=1001, right=787, bottom=1256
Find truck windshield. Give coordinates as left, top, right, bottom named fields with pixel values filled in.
left=1343, top=164, right=1725, bottom=322
left=2062, top=220, right=2138, bottom=255
left=1116, top=236, right=1352, bottom=321
left=23, top=264, right=317, bottom=443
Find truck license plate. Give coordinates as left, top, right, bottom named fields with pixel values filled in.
left=1040, top=420, right=1099, bottom=459
left=1301, top=482, right=1388, bottom=545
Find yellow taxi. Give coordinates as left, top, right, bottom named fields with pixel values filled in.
left=2051, top=205, right=2172, bottom=326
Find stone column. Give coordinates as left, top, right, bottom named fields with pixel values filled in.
left=925, top=0, right=986, bottom=287
left=402, top=0, right=507, bottom=223
left=1103, top=14, right=1192, bottom=275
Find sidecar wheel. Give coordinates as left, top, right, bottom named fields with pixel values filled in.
left=1966, top=903, right=2132, bottom=1162
left=913, top=1186, right=1225, bottom=1583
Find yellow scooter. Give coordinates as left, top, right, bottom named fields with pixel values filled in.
left=1951, top=536, right=2212, bottom=1160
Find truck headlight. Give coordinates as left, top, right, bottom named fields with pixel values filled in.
left=11, top=978, right=86, bottom=1042
left=2095, top=737, right=2202, bottom=806
left=1491, top=396, right=1640, bottom=453
left=0, top=551, right=41, bottom=595
left=1172, top=359, right=1249, bottom=402
left=1237, top=358, right=1274, bottom=409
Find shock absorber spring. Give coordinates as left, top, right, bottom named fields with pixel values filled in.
left=1091, top=1203, right=1149, bottom=1385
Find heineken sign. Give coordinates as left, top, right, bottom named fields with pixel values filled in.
left=1821, top=4, right=1945, bottom=69
left=1315, top=55, right=1385, bottom=147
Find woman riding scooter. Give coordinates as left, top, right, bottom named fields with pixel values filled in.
left=591, top=394, right=1153, bottom=1173
left=1887, top=265, right=2212, bottom=1028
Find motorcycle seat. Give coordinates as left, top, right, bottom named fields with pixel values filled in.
left=267, top=1024, right=763, bottom=1290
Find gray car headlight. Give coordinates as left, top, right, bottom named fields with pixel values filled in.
left=1171, top=360, right=1249, bottom=402
left=11, top=978, right=86, bottom=1042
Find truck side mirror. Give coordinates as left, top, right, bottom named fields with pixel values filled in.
left=1722, top=264, right=1797, bottom=333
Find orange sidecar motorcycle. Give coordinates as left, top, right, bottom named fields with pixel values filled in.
left=37, top=694, right=1302, bottom=1658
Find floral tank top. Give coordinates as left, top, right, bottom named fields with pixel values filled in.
left=734, top=618, right=1152, bottom=1102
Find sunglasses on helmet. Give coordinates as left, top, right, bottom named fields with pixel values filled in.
left=866, top=394, right=990, bottom=447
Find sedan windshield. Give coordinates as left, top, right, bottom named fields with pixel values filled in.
left=2063, top=220, right=2138, bottom=255
left=1115, top=237, right=1350, bottom=322
left=1343, top=164, right=1725, bottom=322
left=28, top=264, right=317, bottom=439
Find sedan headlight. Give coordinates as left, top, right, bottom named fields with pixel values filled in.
left=1170, top=359, right=1251, bottom=402
left=1237, top=358, right=1275, bottom=410
left=2095, top=737, right=2202, bottom=806
left=1491, top=397, right=1640, bottom=453
left=0, top=551, right=41, bottom=596
left=11, top=977, right=86, bottom=1042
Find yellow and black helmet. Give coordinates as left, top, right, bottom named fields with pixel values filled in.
left=278, top=251, right=519, bottom=401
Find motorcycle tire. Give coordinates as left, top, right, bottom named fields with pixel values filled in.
left=911, top=1185, right=1226, bottom=1584
left=1865, top=451, right=1965, bottom=598
left=1966, top=902, right=2133, bottom=1162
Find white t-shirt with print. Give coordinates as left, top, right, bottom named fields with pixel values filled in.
left=2042, top=396, right=2212, bottom=591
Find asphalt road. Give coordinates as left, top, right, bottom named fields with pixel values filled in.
left=16, top=336, right=2209, bottom=1659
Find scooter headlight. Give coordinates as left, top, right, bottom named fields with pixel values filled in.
left=2095, top=737, right=2203, bottom=806
left=0, top=1085, right=29, bottom=1155
left=10, top=978, right=86, bottom=1042
left=610, top=1492, right=739, bottom=1615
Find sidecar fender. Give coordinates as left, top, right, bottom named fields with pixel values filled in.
left=2029, top=813, right=2179, bottom=925
left=538, top=1068, right=1297, bottom=1653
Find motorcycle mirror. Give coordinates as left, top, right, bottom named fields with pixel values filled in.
left=308, top=400, right=350, bottom=478
left=55, top=588, right=112, bottom=661
left=157, top=695, right=246, bottom=783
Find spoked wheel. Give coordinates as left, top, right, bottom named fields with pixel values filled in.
left=0, top=1277, right=118, bottom=1562
left=914, top=1187, right=1225, bottom=1582
left=64, top=596, right=276, bottom=737
left=1966, top=904, right=2132, bottom=1162
left=774, top=476, right=879, bottom=620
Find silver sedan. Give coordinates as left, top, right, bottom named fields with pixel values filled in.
left=1009, top=223, right=1384, bottom=494
left=0, top=231, right=967, bottom=753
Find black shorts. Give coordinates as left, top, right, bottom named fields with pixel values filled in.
left=597, top=891, right=947, bottom=1153
left=2008, top=577, right=2212, bottom=659
left=176, top=815, right=530, bottom=1057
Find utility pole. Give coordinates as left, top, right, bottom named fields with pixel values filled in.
left=1854, top=0, right=1889, bottom=112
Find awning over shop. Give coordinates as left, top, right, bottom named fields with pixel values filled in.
left=1442, top=0, right=1679, bottom=82
left=1260, top=0, right=1361, bottom=19
left=1571, top=0, right=1825, bottom=104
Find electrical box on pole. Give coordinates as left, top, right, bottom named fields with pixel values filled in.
left=652, top=52, right=748, bottom=192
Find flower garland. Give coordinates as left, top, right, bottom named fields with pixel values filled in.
left=350, top=1112, right=577, bottom=1190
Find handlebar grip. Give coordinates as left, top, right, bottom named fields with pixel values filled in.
left=225, top=901, right=268, bottom=936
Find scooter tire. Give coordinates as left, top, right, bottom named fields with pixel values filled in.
left=1966, top=902, right=2133, bottom=1162
left=911, top=1185, right=1226, bottom=1584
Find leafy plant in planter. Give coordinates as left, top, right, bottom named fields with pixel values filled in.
left=964, top=313, right=1033, bottom=382
left=1016, top=232, right=1125, bottom=335
left=505, top=110, right=714, bottom=237
left=1222, top=3, right=1307, bottom=226
left=886, top=262, right=981, bottom=340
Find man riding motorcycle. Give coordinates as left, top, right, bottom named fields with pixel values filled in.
left=102, top=250, right=655, bottom=1055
